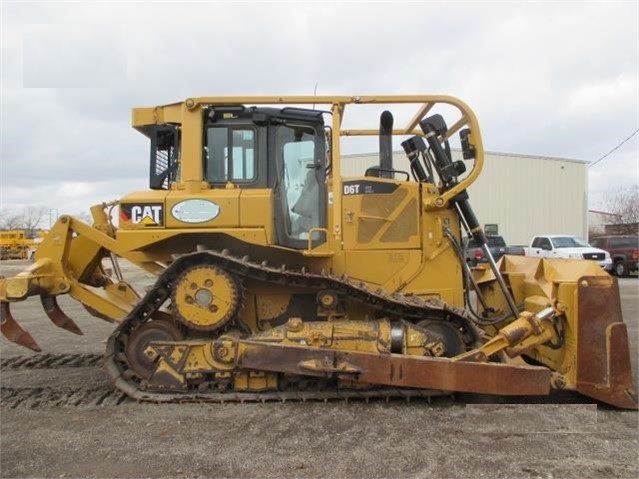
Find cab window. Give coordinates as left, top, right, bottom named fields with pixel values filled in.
left=205, top=127, right=256, bottom=183
left=539, top=238, right=552, bottom=250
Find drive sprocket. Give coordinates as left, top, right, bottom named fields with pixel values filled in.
left=171, top=264, right=242, bottom=331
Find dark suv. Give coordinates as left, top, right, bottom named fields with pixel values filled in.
left=462, top=235, right=524, bottom=266
left=590, top=235, right=639, bottom=277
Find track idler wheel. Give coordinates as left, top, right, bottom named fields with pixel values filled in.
left=417, top=319, right=465, bottom=357
left=125, top=320, right=184, bottom=380
left=171, top=265, right=242, bottom=332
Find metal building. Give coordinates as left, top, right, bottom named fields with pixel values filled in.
left=340, top=150, right=588, bottom=245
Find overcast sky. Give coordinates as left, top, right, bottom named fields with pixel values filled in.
left=1, top=1, right=637, bottom=227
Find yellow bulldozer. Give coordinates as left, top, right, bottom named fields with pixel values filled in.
left=0, top=95, right=636, bottom=408
left=0, top=230, right=36, bottom=260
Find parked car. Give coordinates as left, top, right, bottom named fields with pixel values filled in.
left=590, top=235, right=639, bottom=277
left=524, top=235, right=613, bottom=272
left=462, top=235, right=524, bottom=266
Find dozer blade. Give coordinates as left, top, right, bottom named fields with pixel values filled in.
left=0, top=302, right=41, bottom=352
left=40, top=295, right=83, bottom=335
left=576, top=276, right=638, bottom=410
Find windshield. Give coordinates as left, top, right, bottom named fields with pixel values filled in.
left=465, top=236, right=505, bottom=248
left=487, top=236, right=506, bottom=247
left=551, top=236, right=590, bottom=248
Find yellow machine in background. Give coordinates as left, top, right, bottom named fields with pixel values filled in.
left=0, top=95, right=636, bottom=408
left=0, top=230, right=36, bottom=260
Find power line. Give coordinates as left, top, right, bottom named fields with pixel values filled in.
left=589, top=128, right=639, bottom=168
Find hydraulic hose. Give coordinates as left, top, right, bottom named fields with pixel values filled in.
left=443, top=227, right=514, bottom=325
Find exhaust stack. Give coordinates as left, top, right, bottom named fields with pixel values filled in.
left=379, top=110, right=394, bottom=178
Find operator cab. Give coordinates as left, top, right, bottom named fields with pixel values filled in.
left=149, top=105, right=328, bottom=249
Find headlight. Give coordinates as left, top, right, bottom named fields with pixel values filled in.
left=568, top=253, right=582, bottom=259
left=605, top=252, right=611, bottom=260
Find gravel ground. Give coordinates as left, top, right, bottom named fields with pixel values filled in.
left=0, top=259, right=637, bottom=479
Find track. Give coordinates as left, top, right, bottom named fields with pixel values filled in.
left=106, top=250, right=476, bottom=402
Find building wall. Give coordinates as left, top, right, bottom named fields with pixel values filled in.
left=340, top=150, right=588, bottom=245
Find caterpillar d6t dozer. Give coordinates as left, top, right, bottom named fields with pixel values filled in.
left=1, top=95, right=636, bottom=408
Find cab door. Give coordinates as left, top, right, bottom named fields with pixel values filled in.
left=271, top=121, right=327, bottom=249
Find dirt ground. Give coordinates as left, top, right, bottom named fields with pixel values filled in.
left=1, top=259, right=637, bottom=479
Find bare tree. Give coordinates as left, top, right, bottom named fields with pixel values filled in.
left=0, top=207, right=49, bottom=235
left=0, top=210, right=24, bottom=230
left=21, top=206, right=48, bottom=232
left=602, top=186, right=639, bottom=235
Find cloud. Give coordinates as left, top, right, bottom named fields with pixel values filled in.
left=23, top=25, right=127, bottom=88
left=0, top=1, right=637, bottom=217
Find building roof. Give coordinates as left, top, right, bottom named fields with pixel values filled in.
left=343, top=148, right=588, bottom=164
left=588, top=209, right=621, bottom=218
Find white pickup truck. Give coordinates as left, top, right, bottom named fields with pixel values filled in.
left=525, top=235, right=613, bottom=271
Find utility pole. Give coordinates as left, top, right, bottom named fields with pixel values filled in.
left=48, top=209, right=59, bottom=229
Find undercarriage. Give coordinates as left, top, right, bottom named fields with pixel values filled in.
left=104, top=250, right=553, bottom=403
